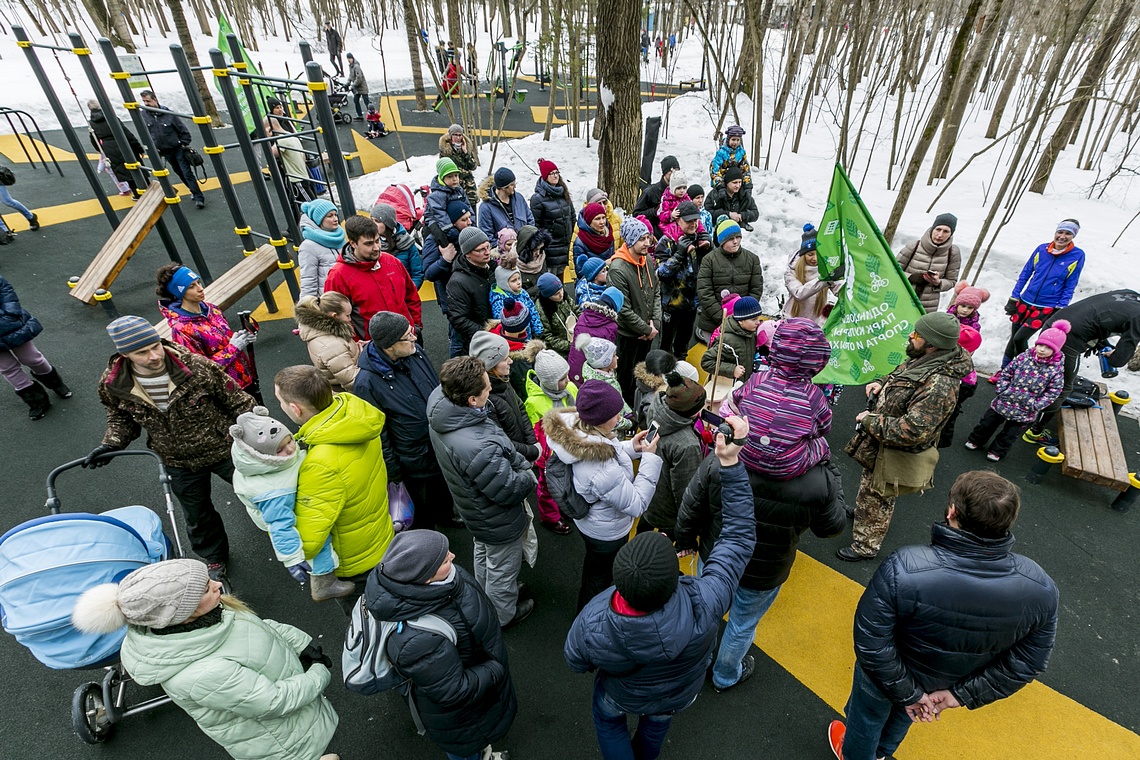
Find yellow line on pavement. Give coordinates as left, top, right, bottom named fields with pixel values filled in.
left=0, top=133, right=101, bottom=163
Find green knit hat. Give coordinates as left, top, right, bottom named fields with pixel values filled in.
left=436, top=157, right=460, bottom=182
left=914, top=311, right=961, bottom=350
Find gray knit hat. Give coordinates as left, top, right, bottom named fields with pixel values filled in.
left=459, top=226, right=489, bottom=256
left=230, top=406, right=291, bottom=457
left=494, top=265, right=519, bottom=292
left=107, top=315, right=161, bottom=355
left=470, top=330, right=510, bottom=369
left=369, top=311, right=411, bottom=349
left=370, top=201, right=398, bottom=231
left=71, top=559, right=211, bottom=632
left=380, top=530, right=450, bottom=584
left=576, top=333, right=617, bottom=369
left=534, top=349, right=570, bottom=392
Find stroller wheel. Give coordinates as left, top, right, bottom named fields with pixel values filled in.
left=338, top=112, right=353, bottom=124
left=72, top=681, right=115, bottom=744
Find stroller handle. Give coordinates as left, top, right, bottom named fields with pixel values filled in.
left=46, top=450, right=171, bottom=515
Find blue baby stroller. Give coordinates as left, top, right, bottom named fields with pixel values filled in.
left=0, top=450, right=184, bottom=744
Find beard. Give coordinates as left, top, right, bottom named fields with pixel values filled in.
left=905, top=341, right=925, bottom=360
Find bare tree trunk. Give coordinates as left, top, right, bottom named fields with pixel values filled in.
left=1029, top=0, right=1130, bottom=193
left=929, top=0, right=1006, bottom=180
left=884, top=0, right=984, bottom=242
left=595, top=0, right=642, bottom=210
left=169, top=0, right=221, bottom=125
left=105, top=0, right=136, bottom=51
left=985, top=29, right=1029, bottom=139
left=404, top=0, right=430, bottom=110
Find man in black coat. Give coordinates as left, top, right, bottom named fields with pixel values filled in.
left=140, top=90, right=205, bottom=209
left=675, top=458, right=846, bottom=692
left=353, top=311, right=459, bottom=531
left=366, top=530, right=516, bottom=760
left=829, top=470, right=1058, bottom=760
left=446, top=227, right=495, bottom=354
left=1026, top=288, right=1140, bottom=441
left=703, top=166, right=759, bottom=230
left=324, top=21, right=343, bottom=76
left=633, top=155, right=680, bottom=239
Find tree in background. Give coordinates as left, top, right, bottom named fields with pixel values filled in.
left=594, top=0, right=642, bottom=210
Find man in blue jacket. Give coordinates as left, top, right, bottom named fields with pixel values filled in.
left=565, top=415, right=755, bottom=760
left=478, top=167, right=534, bottom=249
left=353, top=311, right=459, bottom=531
left=829, top=470, right=1059, bottom=760
left=140, top=90, right=205, bottom=209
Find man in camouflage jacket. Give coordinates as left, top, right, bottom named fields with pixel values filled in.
left=84, top=317, right=254, bottom=583
left=839, top=312, right=972, bottom=561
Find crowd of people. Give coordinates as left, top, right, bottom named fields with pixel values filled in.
left=6, top=127, right=1140, bottom=760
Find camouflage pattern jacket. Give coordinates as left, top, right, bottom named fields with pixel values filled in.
left=98, top=341, right=255, bottom=470
left=845, top=346, right=973, bottom=470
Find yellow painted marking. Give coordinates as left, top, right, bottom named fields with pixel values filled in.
left=687, top=550, right=1140, bottom=758
left=529, top=105, right=568, bottom=125
left=349, top=129, right=397, bottom=174
left=374, top=94, right=531, bottom=139
left=0, top=134, right=101, bottom=163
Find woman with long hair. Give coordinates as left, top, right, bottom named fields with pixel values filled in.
left=293, top=291, right=361, bottom=393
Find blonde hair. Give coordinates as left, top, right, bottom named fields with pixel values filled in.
left=573, top=416, right=616, bottom=439
left=789, top=253, right=828, bottom=319
left=221, top=595, right=253, bottom=615
left=296, top=291, right=351, bottom=317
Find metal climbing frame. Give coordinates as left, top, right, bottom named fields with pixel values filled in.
left=0, top=108, right=65, bottom=177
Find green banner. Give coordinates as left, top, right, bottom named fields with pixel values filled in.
left=813, top=163, right=926, bottom=385
left=216, top=15, right=271, bottom=134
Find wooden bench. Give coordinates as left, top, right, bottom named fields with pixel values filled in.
left=155, top=245, right=283, bottom=339
left=678, top=79, right=704, bottom=92
left=70, top=181, right=167, bottom=305
left=1058, top=382, right=1131, bottom=492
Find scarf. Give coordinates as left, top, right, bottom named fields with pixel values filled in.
left=302, top=223, right=347, bottom=249
left=577, top=222, right=614, bottom=255
left=152, top=605, right=224, bottom=635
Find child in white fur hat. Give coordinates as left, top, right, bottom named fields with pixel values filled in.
left=577, top=333, right=633, bottom=433
left=230, top=407, right=354, bottom=601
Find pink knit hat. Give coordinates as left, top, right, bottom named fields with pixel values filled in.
left=952, top=281, right=990, bottom=309
left=497, top=227, right=518, bottom=249
left=1035, top=319, right=1071, bottom=355
left=958, top=325, right=982, bottom=354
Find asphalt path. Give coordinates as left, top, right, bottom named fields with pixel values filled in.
left=1, top=108, right=1138, bottom=759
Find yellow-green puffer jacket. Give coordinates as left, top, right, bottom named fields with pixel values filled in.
left=121, top=609, right=338, bottom=760
left=524, top=369, right=578, bottom=425
left=295, top=392, right=394, bottom=577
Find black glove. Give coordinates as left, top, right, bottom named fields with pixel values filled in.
left=299, top=643, right=333, bottom=672
left=82, top=444, right=121, bottom=469
left=1004, top=298, right=1019, bottom=316
left=822, top=264, right=846, bottom=282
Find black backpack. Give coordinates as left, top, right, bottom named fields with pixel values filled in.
left=1071, top=375, right=1103, bottom=400
left=0, top=166, right=15, bottom=186
left=544, top=453, right=591, bottom=520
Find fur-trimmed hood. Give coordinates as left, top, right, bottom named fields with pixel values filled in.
left=634, top=361, right=665, bottom=392
left=512, top=338, right=545, bottom=364
left=294, top=299, right=355, bottom=342
left=477, top=174, right=497, bottom=202
left=579, top=299, right=619, bottom=323
left=438, top=132, right=473, bottom=157
left=542, top=406, right=618, bottom=463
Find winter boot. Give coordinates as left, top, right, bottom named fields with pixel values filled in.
left=27, top=213, right=40, bottom=231
left=34, top=367, right=72, bottom=399
left=15, top=381, right=51, bottom=420
left=310, top=571, right=355, bottom=602
left=0, top=230, right=13, bottom=245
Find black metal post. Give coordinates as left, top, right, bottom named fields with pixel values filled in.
left=305, top=61, right=355, bottom=214
left=1025, top=446, right=1063, bottom=485
left=299, top=39, right=313, bottom=64
left=11, top=26, right=119, bottom=229
left=96, top=37, right=212, bottom=281
left=1112, top=476, right=1139, bottom=513
left=208, top=47, right=298, bottom=302
left=172, top=43, right=287, bottom=310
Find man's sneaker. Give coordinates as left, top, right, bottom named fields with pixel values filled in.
left=1023, top=428, right=1058, bottom=446
left=207, top=561, right=231, bottom=593
left=986, top=451, right=1002, bottom=462
left=502, top=598, right=534, bottom=629
left=712, top=654, right=756, bottom=693
left=964, top=441, right=978, bottom=450
left=195, top=198, right=205, bottom=209
left=27, top=213, right=39, bottom=231
left=828, top=719, right=846, bottom=760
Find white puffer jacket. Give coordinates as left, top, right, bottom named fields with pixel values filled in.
left=543, top=407, right=662, bottom=541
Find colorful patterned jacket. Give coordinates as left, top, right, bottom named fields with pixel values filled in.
left=992, top=350, right=1065, bottom=423
left=159, top=302, right=253, bottom=389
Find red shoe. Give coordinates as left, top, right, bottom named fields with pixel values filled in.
left=987, top=371, right=1000, bottom=384
left=828, top=720, right=846, bottom=760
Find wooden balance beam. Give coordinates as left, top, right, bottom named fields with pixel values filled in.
left=69, top=181, right=167, bottom=305
left=154, top=245, right=282, bottom=340
left=1058, top=382, right=1131, bottom=492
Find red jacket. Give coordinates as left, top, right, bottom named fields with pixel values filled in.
left=324, top=251, right=422, bottom=340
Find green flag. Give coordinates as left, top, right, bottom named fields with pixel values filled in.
left=813, top=163, right=925, bottom=385
left=216, top=15, right=271, bottom=134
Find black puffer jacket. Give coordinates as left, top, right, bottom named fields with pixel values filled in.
left=1045, top=288, right=1140, bottom=366
left=88, top=108, right=144, bottom=165
left=427, top=386, right=534, bottom=545
left=675, top=458, right=845, bottom=590
left=0, top=275, right=43, bottom=351
left=855, top=523, right=1058, bottom=709
left=529, top=178, right=575, bottom=269
left=703, top=185, right=759, bottom=226
left=446, top=253, right=493, bottom=352
left=366, top=564, right=516, bottom=756
left=487, top=367, right=539, bottom=462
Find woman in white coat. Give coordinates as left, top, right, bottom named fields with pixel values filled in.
left=542, top=380, right=662, bottom=611
left=783, top=227, right=840, bottom=326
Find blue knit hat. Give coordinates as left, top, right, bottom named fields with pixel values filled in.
left=107, top=315, right=161, bottom=355
left=620, top=216, right=650, bottom=245
left=716, top=218, right=742, bottom=245
left=447, top=199, right=472, bottom=224
left=576, top=254, right=606, bottom=284
left=537, top=272, right=563, bottom=298
left=732, top=296, right=762, bottom=320
left=301, top=199, right=338, bottom=227
left=494, top=167, right=516, bottom=188
left=599, top=286, right=624, bottom=312
left=165, top=266, right=201, bottom=300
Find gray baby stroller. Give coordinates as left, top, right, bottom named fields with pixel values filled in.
left=0, top=450, right=184, bottom=743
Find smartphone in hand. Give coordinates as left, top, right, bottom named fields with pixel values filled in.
left=645, top=421, right=661, bottom=444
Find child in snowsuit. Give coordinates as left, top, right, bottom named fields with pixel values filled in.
left=658, top=170, right=706, bottom=243
left=966, top=320, right=1069, bottom=461
left=576, top=333, right=632, bottom=433
left=709, top=124, right=753, bottom=190
left=938, top=281, right=989, bottom=447
left=490, top=266, right=544, bottom=338
left=365, top=107, right=387, bottom=138
left=527, top=350, right=579, bottom=533
left=229, top=407, right=354, bottom=602
left=575, top=254, right=608, bottom=307
left=702, top=296, right=763, bottom=383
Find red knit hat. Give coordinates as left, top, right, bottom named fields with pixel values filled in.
left=583, top=202, right=606, bottom=224
left=538, top=158, right=559, bottom=179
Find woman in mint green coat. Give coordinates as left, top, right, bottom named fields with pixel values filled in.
left=72, top=559, right=339, bottom=760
